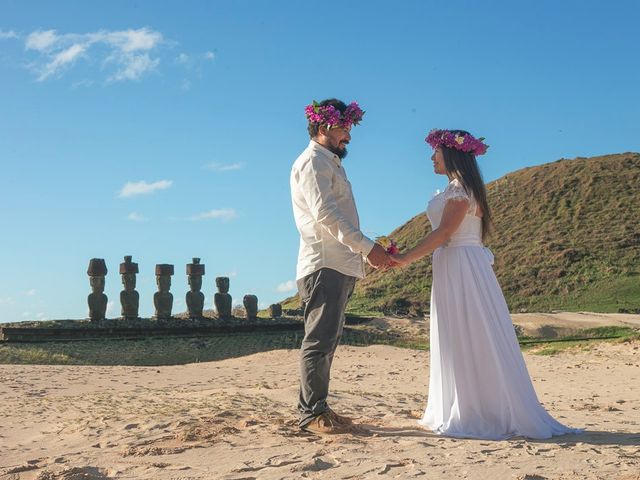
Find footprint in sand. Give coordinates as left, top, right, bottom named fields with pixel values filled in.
left=292, top=456, right=337, bottom=472
left=35, top=466, right=111, bottom=479
left=233, top=454, right=302, bottom=473
left=2, top=462, right=42, bottom=475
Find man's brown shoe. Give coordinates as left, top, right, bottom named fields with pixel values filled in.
left=301, top=412, right=351, bottom=434
left=327, top=408, right=354, bottom=425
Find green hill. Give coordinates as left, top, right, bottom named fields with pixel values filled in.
left=284, top=152, right=640, bottom=314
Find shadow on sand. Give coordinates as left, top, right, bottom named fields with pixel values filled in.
left=343, top=424, right=640, bottom=448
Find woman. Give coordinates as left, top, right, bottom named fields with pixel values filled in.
left=391, top=129, right=581, bottom=440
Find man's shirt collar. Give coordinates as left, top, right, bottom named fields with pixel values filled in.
left=309, top=140, right=341, bottom=167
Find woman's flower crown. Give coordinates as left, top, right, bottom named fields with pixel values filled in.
left=305, top=101, right=365, bottom=129
left=425, top=129, right=489, bottom=156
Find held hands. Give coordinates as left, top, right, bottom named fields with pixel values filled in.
left=366, top=243, right=398, bottom=270
left=390, top=253, right=410, bottom=267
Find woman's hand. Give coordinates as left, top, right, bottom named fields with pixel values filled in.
left=390, top=253, right=410, bottom=267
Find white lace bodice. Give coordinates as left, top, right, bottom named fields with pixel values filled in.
left=427, top=178, right=483, bottom=247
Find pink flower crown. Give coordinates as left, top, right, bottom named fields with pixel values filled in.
left=425, top=129, right=489, bottom=156
left=305, top=101, right=365, bottom=129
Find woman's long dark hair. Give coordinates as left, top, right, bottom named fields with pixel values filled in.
left=441, top=130, right=493, bottom=240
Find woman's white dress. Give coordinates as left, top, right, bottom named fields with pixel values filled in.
left=418, top=179, right=581, bottom=440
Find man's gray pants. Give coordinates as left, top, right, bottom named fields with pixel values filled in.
left=297, top=267, right=356, bottom=427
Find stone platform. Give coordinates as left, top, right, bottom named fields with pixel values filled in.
left=0, top=315, right=374, bottom=343
left=0, top=316, right=304, bottom=342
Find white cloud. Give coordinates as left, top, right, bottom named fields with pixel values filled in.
left=0, top=296, right=14, bottom=306
left=204, top=162, right=243, bottom=172
left=26, top=29, right=58, bottom=51
left=107, top=53, right=159, bottom=82
left=219, top=163, right=242, bottom=171
left=19, top=27, right=215, bottom=85
left=0, top=29, right=18, bottom=40
left=188, top=208, right=237, bottom=221
left=36, top=312, right=47, bottom=320
left=26, top=289, right=37, bottom=296
left=181, top=79, right=192, bottom=91
left=276, top=280, right=297, bottom=293
left=24, top=27, right=164, bottom=82
left=72, top=79, right=95, bottom=89
left=38, top=43, right=87, bottom=81
left=97, top=28, right=162, bottom=53
left=127, top=212, right=148, bottom=222
left=118, top=180, right=172, bottom=198
left=22, top=311, right=32, bottom=317
left=106, top=301, right=115, bottom=315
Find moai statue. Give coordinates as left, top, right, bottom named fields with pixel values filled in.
left=154, top=264, right=174, bottom=319
left=243, top=294, right=258, bottom=320
left=214, top=277, right=232, bottom=320
left=119, top=255, right=139, bottom=320
left=268, top=303, right=282, bottom=318
left=87, top=258, right=108, bottom=322
left=186, top=258, right=205, bottom=319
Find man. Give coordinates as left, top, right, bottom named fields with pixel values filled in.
left=290, top=98, right=394, bottom=434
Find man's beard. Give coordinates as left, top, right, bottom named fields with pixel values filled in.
left=327, top=141, right=348, bottom=159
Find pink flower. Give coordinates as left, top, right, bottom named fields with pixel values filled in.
left=305, top=100, right=365, bottom=129
left=425, top=129, right=489, bottom=156
left=377, top=236, right=400, bottom=255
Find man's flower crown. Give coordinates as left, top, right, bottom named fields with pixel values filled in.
left=305, top=101, right=365, bottom=129
left=425, top=129, right=489, bottom=156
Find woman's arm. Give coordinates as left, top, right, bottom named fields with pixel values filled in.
left=392, top=198, right=469, bottom=266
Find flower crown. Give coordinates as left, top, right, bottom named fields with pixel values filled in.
left=305, top=101, right=365, bottom=129
left=425, top=129, right=489, bottom=156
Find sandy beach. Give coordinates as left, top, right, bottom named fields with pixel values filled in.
left=1, top=314, right=639, bottom=480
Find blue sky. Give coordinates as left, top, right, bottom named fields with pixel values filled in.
left=1, top=0, right=639, bottom=322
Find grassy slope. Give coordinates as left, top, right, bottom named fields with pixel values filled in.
left=284, top=152, right=640, bottom=315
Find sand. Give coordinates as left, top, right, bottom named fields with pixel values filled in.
left=1, top=316, right=639, bottom=479
left=364, top=312, right=640, bottom=340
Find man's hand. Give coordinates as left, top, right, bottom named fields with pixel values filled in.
left=366, top=243, right=397, bottom=269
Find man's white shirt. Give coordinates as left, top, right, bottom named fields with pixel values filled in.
left=291, top=140, right=375, bottom=280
